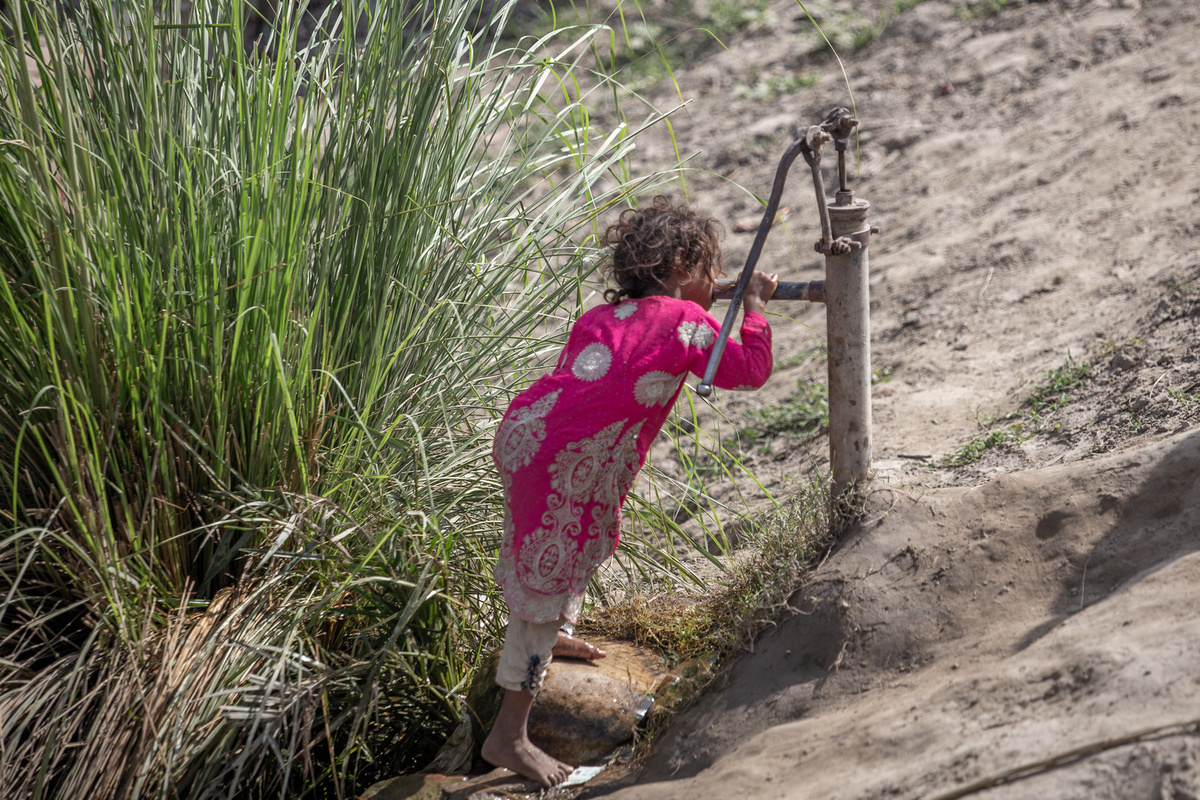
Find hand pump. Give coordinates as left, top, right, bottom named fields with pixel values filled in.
left=696, top=108, right=877, bottom=493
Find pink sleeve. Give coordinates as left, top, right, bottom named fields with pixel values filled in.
left=685, top=309, right=773, bottom=390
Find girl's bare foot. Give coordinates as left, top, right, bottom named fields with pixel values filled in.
left=483, top=690, right=573, bottom=788
left=552, top=631, right=606, bottom=661
left=481, top=728, right=573, bottom=788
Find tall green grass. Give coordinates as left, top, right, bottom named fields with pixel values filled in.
left=0, top=0, right=708, bottom=795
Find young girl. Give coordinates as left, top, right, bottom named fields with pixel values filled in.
left=482, top=196, right=778, bottom=787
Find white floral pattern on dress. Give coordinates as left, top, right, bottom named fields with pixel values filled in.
left=494, top=390, right=561, bottom=473
left=513, top=420, right=644, bottom=599
left=572, top=342, right=612, bottom=382
left=633, top=370, right=684, bottom=407
left=614, top=301, right=637, bottom=320
left=676, top=321, right=715, bottom=350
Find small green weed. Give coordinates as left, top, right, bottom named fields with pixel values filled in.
left=734, top=70, right=819, bottom=101
left=935, top=354, right=1092, bottom=469
left=744, top=379, right=828, bottom=439
left=935, top=425, right=1031, bottom=468
left=583, top=480, right=841, bottom=661
left=1025, top=354, right=1092, bottom=414
left=710, top=0, right=773, bottom=37
left=954, top=0, right=1025, bottom=20
left=1167, top=387, right=1200, bottom=406
left=502, top=2, right=674, bottom=99
left=781, top=341, right=828, bottom=369
left=854, top=0, right=931, bottom=45
left=852, top=24, right=876, bottom=49
left=675, top=438, right=744, bottom=479
left=791, top=0, right=931, bottom=52
left=849, top=0, right=920, bottom=48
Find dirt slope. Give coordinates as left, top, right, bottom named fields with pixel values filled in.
left=604, top=0, right=1200, bottom=797
left=618, top=431, right=1200, bottom=799
left=638, top=0, right=1200, bottom=488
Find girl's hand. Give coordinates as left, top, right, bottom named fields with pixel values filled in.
left=743, top=271, right=779, bottom=314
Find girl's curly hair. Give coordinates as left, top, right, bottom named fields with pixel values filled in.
left=602, top=196, right=723, bottom=305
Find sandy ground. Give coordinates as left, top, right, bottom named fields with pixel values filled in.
left=598, top=0, right=1200, bottom=797
left=618, top=432, right=1200, bottom=799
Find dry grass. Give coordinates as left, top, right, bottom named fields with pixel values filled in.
left=578, top=478, right=864, bottom=740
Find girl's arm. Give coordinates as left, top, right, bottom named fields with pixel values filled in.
left=684, top=308, right=773, bottom=390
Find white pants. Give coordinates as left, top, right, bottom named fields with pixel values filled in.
left=495, top=616, right=561, bottom=695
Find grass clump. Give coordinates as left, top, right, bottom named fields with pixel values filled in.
left=744, top=379, right=829, bottom=440
left=0, top=0, right=721, bottom=795
left=734, top=70, right=820, bottom=101
left=1024, top=354, right=1092, bottom=415
left=782, top=340, right=828, bottom=370
left=504, top=0, right=785, bottom=102
left=1167, top=387, right=1200, bottom=407
left=710, top=0, right=775, bottom=38
left=849, top=0, right=931, bottom=48
left=934, top=354, right=1092, bottom=468
left=934, top=426, right=1031, bottom=469
left=581, top=477, right=850, bottom=674
left=674, top=351, right=830, bottom=473
left=954, top=0, right=1027, bottom=20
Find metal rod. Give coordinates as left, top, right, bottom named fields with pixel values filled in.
left=695, top=129, right=806, bottom=398
left=807, top=144, right=835, bottom=254
left=713, top=280, right=825, bottom=303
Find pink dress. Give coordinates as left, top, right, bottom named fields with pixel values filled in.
left=492, top=296, right=773, bottom=623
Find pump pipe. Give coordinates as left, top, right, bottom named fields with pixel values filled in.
left=695, top=128, right=807, bottom=398
left=713, top=280, right=825, bottom=303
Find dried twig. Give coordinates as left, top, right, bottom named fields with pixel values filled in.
left=924, top=719, right=1200, bottom=800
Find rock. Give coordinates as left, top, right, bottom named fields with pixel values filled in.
left=362, top=770, right=541, bottom=800
left=538, top=639, right=667, bottom=763
left=365, top=639, right=669, bottom=800
left=463, top=638, right=669, bottom=766
left=441, top=769, right=541, bottom=799
left=360, top=773, right=459, bottom=800
left=527, top=659, right=650, bottom=765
